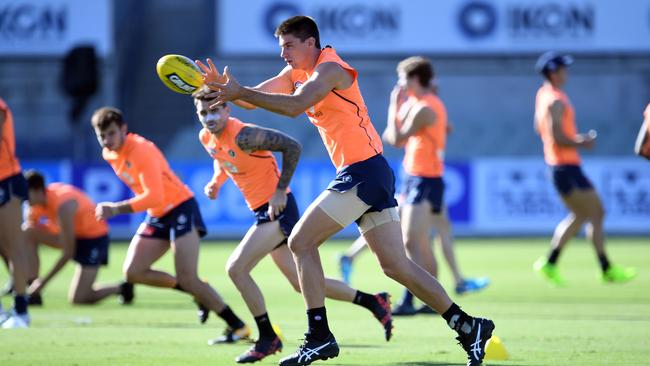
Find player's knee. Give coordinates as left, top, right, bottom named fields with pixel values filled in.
left=69, top=292, right=93, bottom=305
left=287, top=231, right=310, bottom=255
left=378, top=257, right=405, bottom=282
left=176, top=273, right=199, bottom=292
left=124, top=266, right=142, bottom=284
left=225, top=260, right=245, bottom=282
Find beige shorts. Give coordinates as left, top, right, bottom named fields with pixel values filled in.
left=314, top=186, right=400, bottom=234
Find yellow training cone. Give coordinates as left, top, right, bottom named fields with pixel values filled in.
left=485, top=335, right=509, bottom=360
left=272, top=323, right=284, bottom=342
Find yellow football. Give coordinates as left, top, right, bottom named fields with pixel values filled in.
left=156, top=54, right=203, bottom=94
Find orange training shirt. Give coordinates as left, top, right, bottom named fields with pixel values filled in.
left=27, top=183, right=108, bottom=238
left=402, top=93, right=447, bottom=177
left=102, top=133, right=193, bottom=217
left=535, top=84, right=581, bottom=166
left=290, top=47, right=382, bottom=170
left=0, top=98, right=21, bottom=180
left=199, top=118, right=287, bottom=210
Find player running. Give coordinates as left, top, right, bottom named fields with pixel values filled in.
left=23, top=171, right=127, bottom=305
left=0, top=97, right=30, bottom=328
left=193, top=88, right=392, bottom=363
left=91, top=106, right=249, bottom=341
left=382, top=57, right=489, bottom=315
left=199, top=15, right=494, bottom=366
left=532, top=52, right=636, bottom=286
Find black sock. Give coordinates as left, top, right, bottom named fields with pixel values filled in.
left=598, top=253, right=611, bottom=272
left=14, top=294, right=28, bottom=315
left=218, top=306, right=245, bottom=329
left=352, top=291, right=377, bottom=311
left=441, top=303, right=472, bottom=335
left=255, top=313, right=277, bottom=339
left=548, top=248, right=561, bottom=265
left=307, top=306, right=331, bottom=341
left=401, top=289, right=414, bottom=306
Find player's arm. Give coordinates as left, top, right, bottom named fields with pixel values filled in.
left=96, top=150, right=164, bottom=220
left=0, top=107, right=5, bottom=158
left=236, top=126, right=302, bottom=219
left=385, top=104, right=435, bottom=147
left=549, top=100, right=593, bottom=148
left=634, top=107, right=650, bottom=157
left=383, top=86, right=406, bottom=147
left=236, top=126, right=302, bottom=191
left=29, top=200, right=78, bottom=295
left=205, top=160, right=229, bottom=200
left=197, top=59, right=294, bottom=110
left=206, top=62, right=351, bottom=117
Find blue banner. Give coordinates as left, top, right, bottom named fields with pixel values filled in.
left=21, top=159, right=472, bottom=239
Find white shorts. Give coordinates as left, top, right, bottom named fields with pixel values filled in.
left=313, top=186, right=400, bottom=234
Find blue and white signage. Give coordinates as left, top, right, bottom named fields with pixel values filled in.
left=217, top=0, right=650, bottom=55
left=0, top=0, right=112, bottom=56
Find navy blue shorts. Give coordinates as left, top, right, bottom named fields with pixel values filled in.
left=74, top=235, right=110, bottom=266
left=401, top=175, right=445, bottom=214
left=551, top=165, right=594, bottom=196
left=253, top=192, right=300, bottom=240
left=137, top=198, right=207, bottom=241
left=327, top=154, right=398, bottom=213
left=0, top=173, right=28, bottom=207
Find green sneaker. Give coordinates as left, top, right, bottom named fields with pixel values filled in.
left=602, top=265, right=636, bottom=283
left=533, top=257, right=566, bottom=287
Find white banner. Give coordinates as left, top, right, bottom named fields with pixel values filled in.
left=0, top=0, right=112, bottom=56
left=473, top=158, right=650, bottom=235
left=217, top=0, right=650, bottom=55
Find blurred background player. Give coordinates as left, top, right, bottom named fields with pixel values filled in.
left=382, top=57, right=489, bottom=316
left=634, top=103, right=650, bottom=160
left=0, top=97, right=30, bottom=328
left=23, top=170, right=127, bottom=305
left=200, top=15, right=494, bottom=366
left=532, top=52, right=636, bottom=286
left=193, top=89, right=393, bottom=363
left=91, top=106, right=249, bottom=342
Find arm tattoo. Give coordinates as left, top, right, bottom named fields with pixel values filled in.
left=236, top=126, right=302, bottom=190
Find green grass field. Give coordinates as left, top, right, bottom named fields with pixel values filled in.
left=1, top=238, right=648, bottom=366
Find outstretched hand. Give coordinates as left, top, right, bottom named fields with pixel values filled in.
left=196, top=59, right=243, bottom=108
left=196, top=58, right=227, bottom=85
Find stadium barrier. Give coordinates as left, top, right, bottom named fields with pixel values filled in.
left=22, top=158, right=650, bottom=239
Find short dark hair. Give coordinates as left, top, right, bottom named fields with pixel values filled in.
left=397, top=56, right=434, bottom=88
left=91, top=107, right=125, bottom=131
left=274, top=16, right=321, bottom=49
left=25, top=170, right=46, bottom=191
left=192, top=86, right=226, bottom=108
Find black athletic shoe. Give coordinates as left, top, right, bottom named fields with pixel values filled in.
left=371, top=292, right=393, bottom=341
left=278, top=334, right=339, bottom=366
left=28, top=293, right=43, bottom=306
left=118, top=282, right=134, bottom=305
left=391, top=302, right=416, bottom=316
left=208, top=324, right=251, bottom=345
left=455, top=317, right=495, bottom=366
left=196, top=301, right=209, bottom=324
left=236, top=336, right=283, bottom=363
left=415, top=305, right=437, bottom=315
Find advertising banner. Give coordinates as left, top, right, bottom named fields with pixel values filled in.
left=0, top=0, right=112, bottom=56
left=217, top=0, right=650, bottom=55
